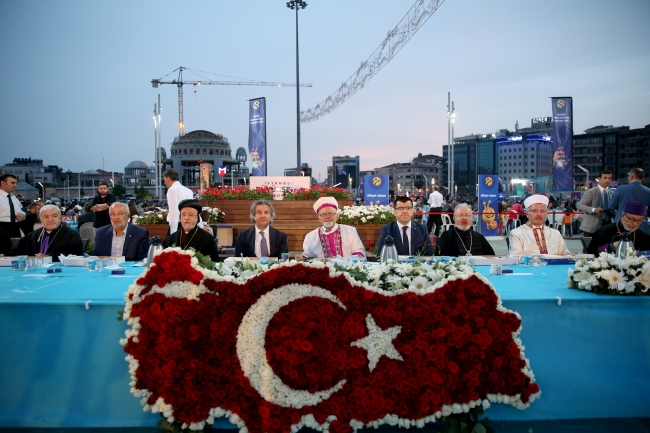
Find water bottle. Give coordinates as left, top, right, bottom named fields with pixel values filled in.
left=380, top=235, right=399, bottom=263
left=146, top=236, right=164, bottom=268
left=615, top=232, right=634, bottom=259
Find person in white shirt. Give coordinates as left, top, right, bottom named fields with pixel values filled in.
left=426, top=185, right=444, bottom=236
left=509, top=194, right=571, bottom=258
left=302, top=197, right=366, bottom=259
left=163, top=169, right=194, bottom=235
left=0, top=174, right=26, bottom=238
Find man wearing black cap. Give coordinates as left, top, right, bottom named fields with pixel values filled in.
left=163, top=199, right=219, bottom=262
left=588, top=201, right=650, bottom=255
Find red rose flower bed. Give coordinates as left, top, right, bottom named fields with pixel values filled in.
left=122, top=250, right=540, bottom=433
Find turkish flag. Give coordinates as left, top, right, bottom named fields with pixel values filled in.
left=124, top=251, right=540, bottom=433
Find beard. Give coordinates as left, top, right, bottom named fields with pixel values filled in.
left=323, top=221, right=336, bottom=230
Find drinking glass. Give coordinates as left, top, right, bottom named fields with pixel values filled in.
left=280, top=253, right=289, bottom=262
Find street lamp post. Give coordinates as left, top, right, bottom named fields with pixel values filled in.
left=286, top=0, right=307, bottom=175
left=447, top=93, right=455, bottom=198
left=577, top=165, right=589, bottom=189
left=38, top=182, right=44, bottom=201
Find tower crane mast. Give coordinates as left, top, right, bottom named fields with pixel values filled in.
left=152, top=66, right=312, bottom=136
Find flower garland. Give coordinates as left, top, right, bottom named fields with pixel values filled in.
left=282, top=186, right=351, bottom=201
left=567, top=252, right=650, bottom=295
left=122, top=250, right=540, bottom=433
left=336, top=205, right=396, bottom=226
left=200, top=186, right=274, bottom=200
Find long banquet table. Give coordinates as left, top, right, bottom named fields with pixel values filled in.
left=0, top=262, right=648, bottom=428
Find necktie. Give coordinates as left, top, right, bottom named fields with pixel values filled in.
left=401, top=226, right=409, bottom=255
left=260, top=231, right=269, bottom=257
left=7, top=193, right=16, bottom=223
left=602, top=191, right=609, bottom=221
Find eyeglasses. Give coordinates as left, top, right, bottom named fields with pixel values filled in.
left=623, top=213, right=644, bottom=224
left=395, top=206, right=413, bottom=212
left=527, top=209, right=547, bottom=214
left=109, top=212, right=127, bottom=217
left=181, top=213, right=198, bottom=218
left=455, top=214, right=472, bottom=218
left=318, top=212, right=337, bottom=218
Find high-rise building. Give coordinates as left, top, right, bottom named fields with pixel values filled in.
left=496, top=133, right=554, bottom=193
left=332, top=155, right=360, bottom=193
left=443, top=133, right=498, bottom=197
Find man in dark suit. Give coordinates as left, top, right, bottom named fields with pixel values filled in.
left=576, top=170, right=613, bottom=236
left=376, top=196, right=434, bottom=256
left=93, top=202, right=150, bottom=261
left=609, top=168, right=650, bottom=223
left=235, top=200, right=288, bottom=258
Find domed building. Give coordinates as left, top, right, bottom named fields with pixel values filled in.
left=169, top=130, right=246, bottom=186
left=123, top=160, right=154, bottom=187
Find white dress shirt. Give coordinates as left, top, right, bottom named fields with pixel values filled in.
left=0, top=190, right=26, bottom=222
left=396, top=222, right=412, bottom=255
left=428, top=191, right=443, bottom=208
left=254, top=226, right=270, bottom=258
left=166, top=181, right=194, bottom=234
left=111, top=225, right=128, bottom=257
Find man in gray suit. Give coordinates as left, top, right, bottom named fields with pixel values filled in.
left=608, top=168, right=650, bottom=224
left=576, top=170, right=612, bottom=236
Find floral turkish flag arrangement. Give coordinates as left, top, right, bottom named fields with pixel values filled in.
left=122, top=249, right=540, bottom=433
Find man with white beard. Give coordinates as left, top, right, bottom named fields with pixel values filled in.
left=435, top=203, right=495, bottom=256
left=301, top=197, right=366, bottom=259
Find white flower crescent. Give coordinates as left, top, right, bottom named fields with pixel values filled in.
left=236, top=284, right=347, bottom=408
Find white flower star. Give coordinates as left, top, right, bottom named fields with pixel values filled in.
left=351, top=314, right=404, bottom=371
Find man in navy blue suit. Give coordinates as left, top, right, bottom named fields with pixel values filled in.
left=93, top=202, right=150, bottom=261
left=376, top=196, right=434, bottom=256
left=235, top=200, right=288, bottom=258
left=609, top=168, right=650, bottom=224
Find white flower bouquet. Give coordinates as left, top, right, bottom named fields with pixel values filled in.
left=567, top=252, right=650, bottom=295
left=202, top=206, right=226, bottom=224
left=336, top=205, right=396, bottom=225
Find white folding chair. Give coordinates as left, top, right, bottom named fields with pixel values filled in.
left=79, top=222, right=96, bottom=241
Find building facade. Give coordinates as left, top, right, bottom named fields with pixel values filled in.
left=331, top=155, right=360, bottom=194
left=169, top=130, right=243, bottom=187
left=374, top=153, right=444, bottom=199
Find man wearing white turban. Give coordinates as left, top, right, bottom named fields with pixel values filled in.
left=508, top=194, right=571, bottom=258
left=301, top=197, right=366, bottom=259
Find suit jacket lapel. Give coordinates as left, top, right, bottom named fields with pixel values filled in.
left=122, top=226, right=133, bottom=257
left=393, top=222, right=407, bottom=255
left=268, top=227, right=276, bottom=256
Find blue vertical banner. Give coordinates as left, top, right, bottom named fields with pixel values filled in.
left=248, top=97, right=267, bottom=176
left=551, top=97, right=573, bottom=191
left=477, top=175, right=499, bottom=236
left=363, top=175, right=389, bottom=205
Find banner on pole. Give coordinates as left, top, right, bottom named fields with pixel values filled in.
left=551, top=97, right=573, bottom=191
left=248, top=97, right=267, bottom=176
left=477, top=175, right=499, bottom=236
left=363, top=175, right=389, bottom=205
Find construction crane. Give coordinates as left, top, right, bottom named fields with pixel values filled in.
left=152, top=66, right=312, bottom=136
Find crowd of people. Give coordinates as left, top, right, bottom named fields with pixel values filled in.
left=1, top=167, right=650, bottom=262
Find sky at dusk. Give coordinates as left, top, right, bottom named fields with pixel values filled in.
left=1, top=0, right=649, bottom=182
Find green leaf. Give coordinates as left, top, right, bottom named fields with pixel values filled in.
left=471, top=423, right=487, bottom=433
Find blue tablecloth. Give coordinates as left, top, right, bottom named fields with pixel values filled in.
left=0, top=263, right=648, bottom=427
